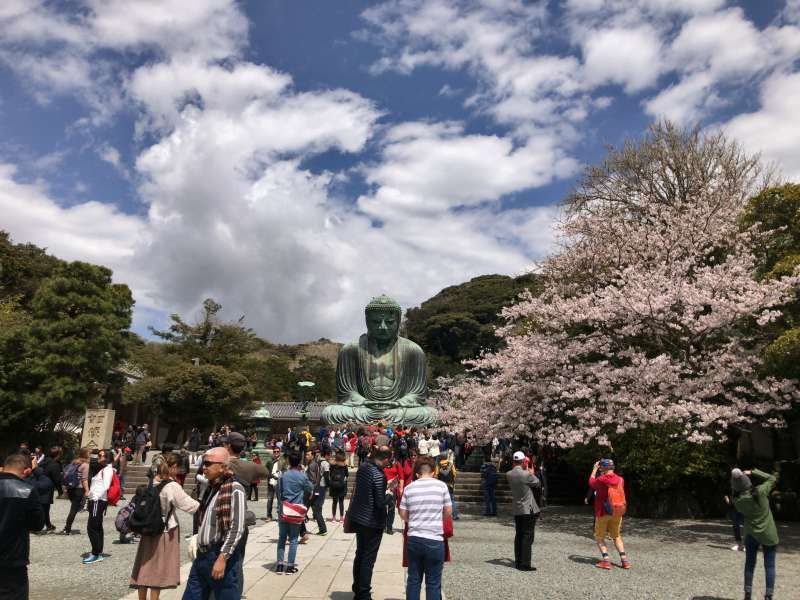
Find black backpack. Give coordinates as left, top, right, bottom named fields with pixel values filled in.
left=128, top=481, right=171, bottom=536
left=330, top=465, right=347, bottom=491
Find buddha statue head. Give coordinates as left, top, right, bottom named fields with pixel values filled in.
left=365, top=295, right=401, bottom=344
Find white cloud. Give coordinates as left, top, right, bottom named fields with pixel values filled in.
left=723, top=72, right=800, bottom=181
left=581, top=26, right=663, bottom=92
left=0, top=163, right=150, bottom=298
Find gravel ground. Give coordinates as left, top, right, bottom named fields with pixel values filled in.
left=442, top=506, right=800, bottom=600
left=29, top=495, right=269, bottom=600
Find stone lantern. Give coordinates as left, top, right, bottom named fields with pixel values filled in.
left=246, top=403, right=272, bottom=464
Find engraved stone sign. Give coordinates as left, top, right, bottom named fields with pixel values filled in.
left=80, top=408, right=115, bottom=450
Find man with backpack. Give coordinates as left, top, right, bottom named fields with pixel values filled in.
left=589, top=458, right=630, bottom=570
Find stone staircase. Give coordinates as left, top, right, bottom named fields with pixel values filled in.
left=123, top=464, right=515, bottom=514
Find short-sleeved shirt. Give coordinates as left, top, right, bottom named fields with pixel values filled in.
left=400, top=477, right=451, bottom=541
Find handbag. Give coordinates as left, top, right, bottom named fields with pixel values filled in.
left=342, top=509, right=354, bottom=533
left=280, top=500, right=308, bottom=524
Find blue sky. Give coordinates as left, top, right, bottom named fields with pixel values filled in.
left=1, top=0, right=799, bottom=343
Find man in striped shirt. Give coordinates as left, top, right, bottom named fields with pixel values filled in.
left=399, top=455, right=452, bottom=600
left=183, top=447, right=247, bottom=600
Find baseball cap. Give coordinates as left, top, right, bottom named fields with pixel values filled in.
left=513, top=451, right=525, bottom=461
left=599, top=458, right=615, bottom=469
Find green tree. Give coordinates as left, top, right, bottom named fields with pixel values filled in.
left=292, top=355, right=336, bottom=400
left=125, top=363, right=254, bottom=440
left=404, top=274, right=541, bottom=378
left=0, top=260, right=133, bottom=436
left=150, top=298, right=265, bottom=367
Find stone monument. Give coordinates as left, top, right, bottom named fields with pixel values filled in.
left=80, top=408, right=115, bottom=450
left=322, top=295, right=436, bottom=426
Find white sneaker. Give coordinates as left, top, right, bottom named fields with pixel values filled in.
left=731, top=544, right=742, bottom=551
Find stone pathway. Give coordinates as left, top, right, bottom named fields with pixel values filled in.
left=119, top=516, right=425, bottom=600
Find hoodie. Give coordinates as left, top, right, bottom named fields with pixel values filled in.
left=589, top=472, right=624, bottom=518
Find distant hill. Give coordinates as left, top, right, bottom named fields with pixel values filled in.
left=283, top=338, right=341, bottom=370
left=403, top=273, right=542, bottom=379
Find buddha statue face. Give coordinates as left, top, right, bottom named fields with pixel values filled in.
left=366, top=309, right=400, bottom=344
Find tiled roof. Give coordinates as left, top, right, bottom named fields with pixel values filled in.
left=262, top=402, right=331, bottom=420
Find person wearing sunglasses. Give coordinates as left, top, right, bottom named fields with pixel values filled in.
left=182, top=448, right=246, bottom=600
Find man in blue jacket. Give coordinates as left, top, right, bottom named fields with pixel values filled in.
left=0, top=452, right=46, bottom=600
left=348, top=446, right=392, bottom=600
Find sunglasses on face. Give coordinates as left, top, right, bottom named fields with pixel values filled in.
left=203, top=460, right=224, bottom=467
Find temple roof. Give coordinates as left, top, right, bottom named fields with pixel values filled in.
left=261, top=402, right=331, bottom=420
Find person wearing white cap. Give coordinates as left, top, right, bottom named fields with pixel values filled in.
left=506, top=450, right=541, bottom=571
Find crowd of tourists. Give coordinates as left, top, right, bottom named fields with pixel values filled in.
left=0, top=426, right=784, bottom=600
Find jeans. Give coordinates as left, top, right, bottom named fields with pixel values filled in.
left=182, top=547, right=241, bottom=600
left=331, top=494, right=345, bottom=518
left=483, top=484, right=497, bottom=515
left=386, top=495, right=395, bottom=532
left=64, top=488, right=84, bottom=532
left=406, top=536, right=445, bottom=600
left=744, top=534, right=776, bottom=595
left=728, top=508, right=744, bottom=543
left=266, top=485, right=276, bottom=519
left=448, top=489, right=459, bottom=519
left=0, top=567, right=28, bottom=600
left=313, top=488, right=327, bottom=533
left=352, top=523, right=383, bottom=600
left=87, top=499, right=107, bottom=556
left=513, top=512, right=537, bottom=569
left=277, top=520, right=301, bottom=565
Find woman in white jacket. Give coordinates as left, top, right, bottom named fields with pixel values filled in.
left=83, top=448, right=114, bottom=565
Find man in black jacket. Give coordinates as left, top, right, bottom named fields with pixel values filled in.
left=348, top=446, right=391, bottom=600
left=0, top=452, right=46, bottom=600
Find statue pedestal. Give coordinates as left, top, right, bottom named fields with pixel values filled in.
left=80, top=408, right=115, bottom=451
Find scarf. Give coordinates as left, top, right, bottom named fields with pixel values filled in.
left=199, top=472, right=235, bottom=536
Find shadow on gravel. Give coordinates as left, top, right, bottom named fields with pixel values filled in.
left=484, top=558, right=516, bottom=568
left=567, top=554, right=598, bottom=566
left=690, top=596, right=735, bottom=600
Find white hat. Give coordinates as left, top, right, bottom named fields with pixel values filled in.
left=513, top=451, right=525, bottom=461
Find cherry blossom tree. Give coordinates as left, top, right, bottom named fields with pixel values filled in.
left=444, top=123, right=800, bottom=447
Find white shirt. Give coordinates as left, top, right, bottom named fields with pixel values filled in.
left=400, top=478, right=451, bottom=541
left=88, top=464, right=114, bottom=501
left=418, top=438, right=429, bottom=456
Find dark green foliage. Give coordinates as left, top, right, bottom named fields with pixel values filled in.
left=125, top=363, right=254, bottom=430
left=292, top=355, right=336, bottom=400
left=0, top=233, right=134, bottom=446
left=563, top=423, right=731, bottom=517
left=741, top=183, right=800, bottom=278
left=404, top=274, right=541, bottom=378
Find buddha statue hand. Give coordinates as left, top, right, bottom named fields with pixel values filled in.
left=396, top=394, right=422, bottom=408
left=343, top=393, right=367, bottom=407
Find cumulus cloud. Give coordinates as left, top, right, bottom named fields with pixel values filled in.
left=581, top=25, right=663, bottom=92
left=723, top=72, right=800, bottom=181
left=0, top=163, right=150, bottom=297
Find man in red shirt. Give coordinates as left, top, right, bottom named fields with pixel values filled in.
left=589, top=459, right=630, bottom=570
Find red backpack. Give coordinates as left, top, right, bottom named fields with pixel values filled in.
left=604, top=481, right=627, bottom=517
left=107, top=471, right=122, bottom=506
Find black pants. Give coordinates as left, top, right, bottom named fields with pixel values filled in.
left=313, top=489, right=327, bottom=533
left=0, top=567, right=28, bottom=600
left=87, top=499, right=107, bottom=556
left=352, top=523, right=383, bottom=600
left=513, top=513, right=537, bottom=569
left=385, top=497, right=395, bottom=532
left=42, top=503, right=53, bottom=529
left=266, top=485, right=276, bottom=519
left=249, top=485, right=259, bottom=501
left=65, top=488, right=84, bottom=532
left=331, top=494, right=345, bottom=518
